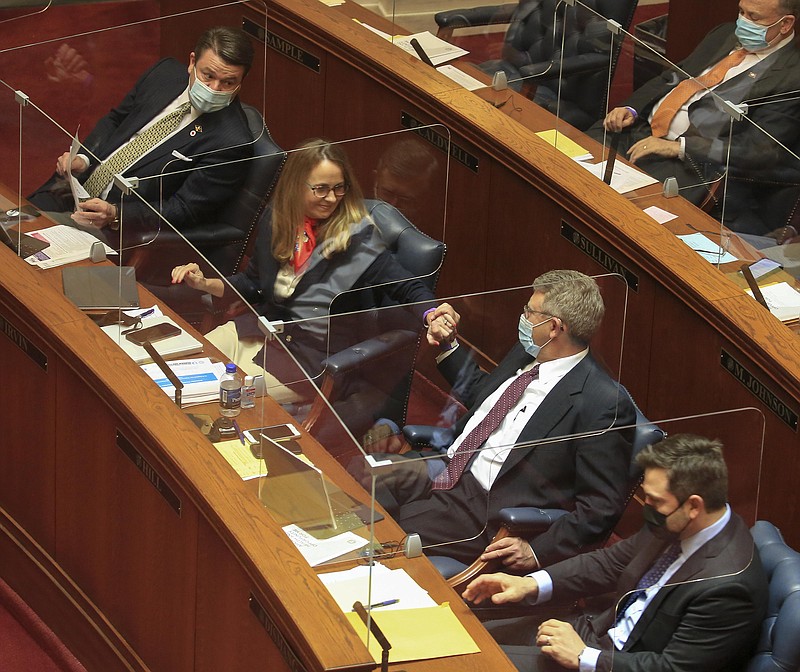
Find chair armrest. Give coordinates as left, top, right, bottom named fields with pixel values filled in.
left=518, top=52, right=609, bottom=81
left=320, top=329, right=418, bottom=376
left=498, top=507, right=570, bottom=535
left=402, top=424, right=454, bottom=452
left=435, top=3, right=517, bottom=30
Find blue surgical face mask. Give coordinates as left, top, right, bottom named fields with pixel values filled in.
left=189, top=68, right=238, bottom=114
left=735, top=14, right=786, bottom=51
left=518, top=314, right=551, bottom=358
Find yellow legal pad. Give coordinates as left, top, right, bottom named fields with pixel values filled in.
left=214, top=439, right=264, bottom=480
left=536, top=129, right=590, bottom=158
left=346, top=603, right=480, bottom=663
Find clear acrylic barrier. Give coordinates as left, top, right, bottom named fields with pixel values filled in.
left=252, top=273, right=628, bottom=571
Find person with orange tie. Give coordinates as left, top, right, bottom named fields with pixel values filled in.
left=369, top=270, right=636, bottom=571
left=591, top=0, right=800, bottom=214
left=29, top=26, right=254, bottom=235
left=464, top=434, right=767, bottom=672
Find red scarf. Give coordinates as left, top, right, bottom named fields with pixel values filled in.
left=293, top=217, right=317, bottom=272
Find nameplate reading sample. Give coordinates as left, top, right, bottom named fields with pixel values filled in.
left=401, top=112, right=479, bottom=173
left=0, top=312, right=47, bottom=370
left=116, top=431, right=182, bottom=515
left=560, top=222, right=639, bottom=291
left=249, top=594, right=308, bottom=672
left=243, top=18, right=321, bottom=73
left=721, top=349, right=798, bottom=431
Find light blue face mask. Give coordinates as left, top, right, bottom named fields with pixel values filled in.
left=735, top=14, right=786, bottom=51
left=189, top=69, right=238, bottom=114
left=518, top=314, right=551, bottom=358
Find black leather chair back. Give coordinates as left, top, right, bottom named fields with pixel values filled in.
left=203, top=105, right=286, bottom=275
left=503, top=0, right=638, bottom=129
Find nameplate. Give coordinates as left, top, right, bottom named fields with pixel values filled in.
left=249, top=594, right=308, bottom=672
left=116, top=432, right=182, bottom=515
left=720, top=349, right=798, bottom=431
left=401, top=112, right=479, bottom=173
left=0, top=312, right=47, bottom=370
left=243, top=18, right=321, bottom=73
left=560, top=222, right=639, bottom=291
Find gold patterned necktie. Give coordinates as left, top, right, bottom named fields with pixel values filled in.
left=83, top=101, right=192, bottom=198
left=649, top=49, right=749, bottom=138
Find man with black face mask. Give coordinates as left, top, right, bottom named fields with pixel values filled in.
left=465, top=434, right=768, bottom=672
left=29, top=26, right=254, bottom=236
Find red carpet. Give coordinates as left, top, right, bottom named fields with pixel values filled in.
left=0, top=578, right=87, bottom=672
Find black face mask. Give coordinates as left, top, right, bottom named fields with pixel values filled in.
left=643, top=501, right=685, bottom=540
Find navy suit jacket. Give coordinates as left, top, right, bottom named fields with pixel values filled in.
left=438, top=343, right=635, bottom=565
left=32, top=58, right=253, bottom=233
left=547, top=513, right=767, bottom=672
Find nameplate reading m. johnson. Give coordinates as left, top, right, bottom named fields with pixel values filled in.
left=243, top=18, right=321, bottom=73
left=116, top=432, right=182, bottom=515
left=560, top=222, right=639, bottom=291
left=721, top=349, right=798, bottom=431
left=401, top=112, right=479, bottom=173
left=249, top=594, right=308, bottom=672
left=0, top=312, right=47, bottom=370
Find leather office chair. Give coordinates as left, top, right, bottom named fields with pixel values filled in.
left=299, top=200, right=446, bottom=449
left=747, top=521, right=800, bottom=672
left=435, top=0, right=639, bottom=131
left=127, top=105, right=285, bottom=278
left=404, top=386, right=664, bottom=593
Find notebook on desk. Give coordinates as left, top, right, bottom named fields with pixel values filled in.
left=257, top=437, right=381, bottom=539
left=0, top=224, right=50, bottom=258
left=62, top=265, right=139, bottom=310
left=100, top=315, right=203, bottom=364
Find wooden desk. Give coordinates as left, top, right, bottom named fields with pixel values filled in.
left=0, top=210, right=515, bottom=671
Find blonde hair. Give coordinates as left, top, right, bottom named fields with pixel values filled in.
left=270, top=139, right=368, bottom=263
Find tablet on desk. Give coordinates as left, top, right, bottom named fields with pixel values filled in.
left=62, top=266, right=139, bottom=310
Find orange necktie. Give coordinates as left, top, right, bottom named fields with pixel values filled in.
left=650, top=48, right=749, bottom=138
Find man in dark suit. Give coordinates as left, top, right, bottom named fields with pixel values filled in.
left=370, top=270, right=635, bottom=570
left=465, top=434, right=767, bottom=672
left=590, top=0, right=800, bottom=218
left=29, top=26, right=254, bottom=237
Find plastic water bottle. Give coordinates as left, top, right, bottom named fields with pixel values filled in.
left=241, top=375, right=256, bottom=409
left=219, top=363, right=242, bottom=417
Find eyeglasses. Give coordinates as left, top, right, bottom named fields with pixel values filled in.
left=522, top=304, right=556, bottom=320
left=307, top=182, right=348, bottom=198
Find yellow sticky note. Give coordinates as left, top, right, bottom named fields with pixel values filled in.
left=536, top=129, right=590, bottom=158
left=346, top=603, right=480, bottom=663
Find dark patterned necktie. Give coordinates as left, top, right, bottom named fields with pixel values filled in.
left=614, top=541, right=682, bottom=625
left=431, top=364, right=540, bottom=491
left=83, top=101, right=192, bottom=198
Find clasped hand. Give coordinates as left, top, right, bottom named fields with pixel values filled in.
left=426, top=302, right=460, bottom=346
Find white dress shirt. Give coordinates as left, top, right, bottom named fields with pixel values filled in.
left=444, top=348, right=589, bottom=492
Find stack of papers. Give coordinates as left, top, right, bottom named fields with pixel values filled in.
left=215, top=438, right=264, bottom=480
left=23, top=225, right=116, bottom=269
left=140, top=357, right=225, bottom=405
left=319, top=564, right=479, bottom=663
left=677, top=232, right=738, bottom=264
left=283, top=524, right=369, bottom=566
left=576, top=158, right=659, bottom=193
left=746, top=281, right=800, bottom=322
left=317, top=563, right=436, bottom=612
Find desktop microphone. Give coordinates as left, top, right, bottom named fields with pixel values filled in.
left=409, top=38, right=435, bottom=68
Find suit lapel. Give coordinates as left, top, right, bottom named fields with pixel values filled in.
left=494, top=355, right=593, bottom=478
